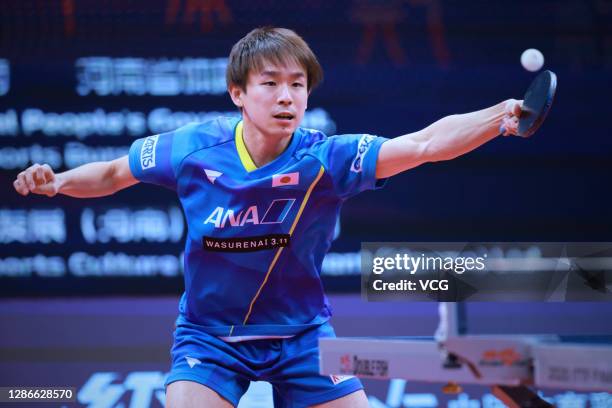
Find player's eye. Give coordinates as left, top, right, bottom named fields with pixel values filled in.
left=263, top=81, right=276, bottom=86
left=292, top=82, right=305, bottom=88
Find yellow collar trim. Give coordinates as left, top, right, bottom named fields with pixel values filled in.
left=235, top=120, right=258, bottom=172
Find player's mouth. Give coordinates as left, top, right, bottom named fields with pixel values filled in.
left=273, top=112, right=295, bottom=121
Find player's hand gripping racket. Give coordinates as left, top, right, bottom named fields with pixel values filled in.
left=502, top=70, right=557, bottom=137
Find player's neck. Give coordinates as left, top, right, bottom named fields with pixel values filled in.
left=242, top=121, right=293, bottom=168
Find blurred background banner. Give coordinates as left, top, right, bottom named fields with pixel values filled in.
left=1, top=0, right=611, bottom=296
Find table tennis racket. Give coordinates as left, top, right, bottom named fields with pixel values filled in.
left=502, top=70, right=557, bottom=137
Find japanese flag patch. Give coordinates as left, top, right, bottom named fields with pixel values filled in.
left=272, top=172, right=299, bottom=187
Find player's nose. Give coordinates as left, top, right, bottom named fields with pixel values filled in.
left=277, top=84, right=293, bottom=105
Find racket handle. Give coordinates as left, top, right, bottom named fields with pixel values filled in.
left=500, top=122, right=528, bottom=137
left=499, top=123, right=510, bottom=137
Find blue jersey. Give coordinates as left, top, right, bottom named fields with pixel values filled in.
left=128, top=117, right=387, bottom=337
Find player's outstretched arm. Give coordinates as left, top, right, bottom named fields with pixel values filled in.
left=376, top=99, right=522, bottom=179
left=13, top=155, right=138, bottom=198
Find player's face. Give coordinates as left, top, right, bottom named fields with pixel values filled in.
left=231, top=59, right=308, bottom=139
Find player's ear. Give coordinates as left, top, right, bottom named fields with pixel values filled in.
left=228, top=84, right=244, bottom=109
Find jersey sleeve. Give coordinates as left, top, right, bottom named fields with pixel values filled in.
left=128, top=130, right=177, bottom=190
left=128, top=123, right=199, bottom=190
left=313, top=133, right=388, bottom=200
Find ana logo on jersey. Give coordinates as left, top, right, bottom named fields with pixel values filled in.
left=350, top=134, right=376, bottom=173
left=204, top=198, right=295, bottom=229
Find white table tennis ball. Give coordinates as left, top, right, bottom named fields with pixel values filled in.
left=521, top=48, right=544, bottom=72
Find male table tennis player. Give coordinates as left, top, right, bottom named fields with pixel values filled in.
left=13, top=27, right=522, bottom=408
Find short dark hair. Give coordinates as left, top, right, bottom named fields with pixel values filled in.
left=226, top=27, right=323, bottom=92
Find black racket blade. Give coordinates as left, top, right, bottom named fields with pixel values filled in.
left=518, top=70, right=557, bottom=138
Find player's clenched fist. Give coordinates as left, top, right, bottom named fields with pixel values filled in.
left=13, top=163, right=59, bottom=197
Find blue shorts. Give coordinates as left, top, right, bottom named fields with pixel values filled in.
left=165, top=320, right=363, bottom=407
